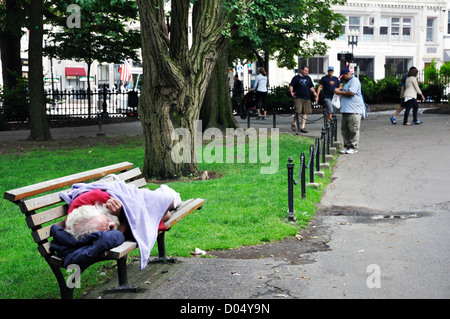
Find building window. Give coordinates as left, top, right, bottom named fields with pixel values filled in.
left=427, top=18, right=435, bottom=42
left=380, top=17, right=389, bottom=41
left=380, top=16, right=412, bottom=42
left=385, top=58, right=412, bottom=77
left=348, top=16, right=361, bottom=34
left=391, top=18, right=400, bottom=41
left=97, top=64, right=109, bottom=87
left=402, top=18, right=411, bottom=42
left=298, top=57, right=325, bottom=81
left=448, top=12, right=450, bottom=34
left=363, top=17, right=375, bottom=41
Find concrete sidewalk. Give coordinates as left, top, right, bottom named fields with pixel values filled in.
left=79, top=109, right=450, bottom=300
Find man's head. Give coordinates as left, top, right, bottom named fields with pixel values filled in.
left=327, top=66, right=334, bottom=76
left=340, top=68, right=352, bottom=81
left=300, top=65, right=309, bottom=76
left=65, top=204, right=120, bottom=240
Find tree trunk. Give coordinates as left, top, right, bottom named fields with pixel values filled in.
left=0, top=0, right=27, bottom=117
left=200, top=49, right=238, bottom=131
left=136, top=0, right=240, bottom=179
left=27, top=0, right=52, bottom=141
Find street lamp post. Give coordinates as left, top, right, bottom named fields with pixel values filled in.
left=347, top=29, right=359, bottom=63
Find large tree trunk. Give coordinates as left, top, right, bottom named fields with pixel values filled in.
left=0, top=0, right=27, bottom=118
left=136, top=0, right=244, bottom=179
left=27, top=0, right=52, bottom=141
left=200, top=49, right=238, bottom=131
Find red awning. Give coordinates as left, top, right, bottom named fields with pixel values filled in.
left=65, top=67, right=86, bottom=77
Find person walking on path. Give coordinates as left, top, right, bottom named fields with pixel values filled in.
left=252, top=67, right=268, bottom=120
left=390, top=71, right=409, bottom=124
left=316, top=66, right=341, bottom=123
left=289, top=65, right=317, bottom=133
left=403, top=67, right=425, bottom=126
left=334, top=68, right=365, bottom=154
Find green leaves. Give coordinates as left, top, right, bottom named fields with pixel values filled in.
left=44, top=0, right=140, bottom=64
left=228, top=0, right=346, bottom=69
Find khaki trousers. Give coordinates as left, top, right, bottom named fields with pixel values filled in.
left=341, top=113, right=361, bottom=150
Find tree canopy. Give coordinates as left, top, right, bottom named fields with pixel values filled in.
left=228, top=0, right=346, bottom=70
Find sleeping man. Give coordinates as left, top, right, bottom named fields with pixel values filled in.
left=55, top=180, right=181, bottom=270
left=64, top=188, right=174, bottom=240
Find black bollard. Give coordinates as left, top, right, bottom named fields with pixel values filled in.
left=273, top=109, right=276, bottom=128
left=287, top=156, right=295, bottom=221
left=300, top=153, right=306, bottom=198
left=315, top=138, right=320, bottom=172
left=321, top=127, right=326, bottom=163
left=309, top=145, right=314, bottom=183
left=326, top=123, right=331, bottom=155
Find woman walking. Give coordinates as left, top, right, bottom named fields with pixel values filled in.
left=252, top=67, right=268, bottom=120
left=403, top=67, right=425, bottom=126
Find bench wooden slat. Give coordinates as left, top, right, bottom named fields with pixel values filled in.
left=128, top=177, right=147, bottom=189
left=26, top=205, right=67, bottom=228
left=106, top=241, right=138, bottom=260
left=116, top=167, right=142, bottom=181
left=3, top=162, right=133, bottom=202
left=166, top=198, right=205, bottom=229
left=22, top=192, right=64, bottom=213
left=32, top=220, right=64, bottom=243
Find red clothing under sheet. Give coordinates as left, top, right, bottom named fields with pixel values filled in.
left=66, top=188, right=166, bottom=231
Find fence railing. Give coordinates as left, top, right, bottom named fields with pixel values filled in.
left=286, top=115, right=338, bottom=221
left=44, top=88, right=140, bottom=119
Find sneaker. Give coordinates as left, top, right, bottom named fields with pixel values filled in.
left=346, top=148, right=358, bottom=154
left=390, top=116, right=396, bottom=124
left=340, top=148, right=348, bottom=154
left=413, top=120, right=422, bottom=124
left=262, top=116, right=267, bottom=120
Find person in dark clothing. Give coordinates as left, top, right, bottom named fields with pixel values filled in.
left=289, top=66, right=317, bottom=133
left=317, top=66, right=341, bottom=123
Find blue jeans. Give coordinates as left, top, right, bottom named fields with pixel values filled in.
left=404, top=98, right=418, bottom=124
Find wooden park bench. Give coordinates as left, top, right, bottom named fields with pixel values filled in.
left=3, top=162, right=205, bottom=299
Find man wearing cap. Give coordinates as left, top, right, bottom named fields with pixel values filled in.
left=316, top=66, right=341, bottom=123
left=334, top=68, right=365, bottom=154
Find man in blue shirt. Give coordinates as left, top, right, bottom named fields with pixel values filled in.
left=289, top=66, right=317, bottom=133
left=317, top=66, right=341, bottom=123
left=334, top=68, right=365, bottom=154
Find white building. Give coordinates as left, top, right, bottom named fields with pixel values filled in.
left=264, top=0, right=450, bottom=86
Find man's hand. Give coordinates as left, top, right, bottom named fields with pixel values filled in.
left=106, top=197, right=123, bottom=216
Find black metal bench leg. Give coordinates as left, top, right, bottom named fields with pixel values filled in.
left=49, top=263, right=74, bottom=299
left=151, top=231, right=177, bottom=263
left=105, top=256, right=139, bottom=294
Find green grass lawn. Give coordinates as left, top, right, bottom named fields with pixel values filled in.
left=0, top=133, right=336, bottom=298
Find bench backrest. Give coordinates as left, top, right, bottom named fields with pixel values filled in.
left=3, top=162, right=146, bottom=260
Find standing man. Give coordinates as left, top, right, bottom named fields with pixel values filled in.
left=334, top=68, right=365, bottom=154
left=289, top=65, right=317, bottom=133
left=316, top=66, right=341, bottom=123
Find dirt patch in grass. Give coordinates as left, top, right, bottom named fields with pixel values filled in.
left=208, top=216, right=331, bottom=265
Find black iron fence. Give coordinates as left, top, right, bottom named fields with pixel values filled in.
left=44, top=87, right=140, bottom=119
left=286, top=115, right=338, bottom=221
